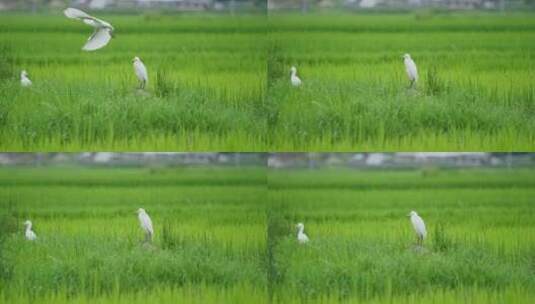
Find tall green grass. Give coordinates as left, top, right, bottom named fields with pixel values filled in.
left=0, top=13, right=267, bottom=151
left=267, top=167, right=535, bottom=302
left=1, top=165, right=534, bottom=303
left=0, top=166, right=267, bottom=303
left=267, top=13, right=535, bottom=150
left=1, top=12, right=535, bottom=150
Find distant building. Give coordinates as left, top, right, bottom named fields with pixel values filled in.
left=269, top=0, right=513, bottom=10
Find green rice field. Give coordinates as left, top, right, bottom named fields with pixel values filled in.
left=1, top=12, right=534, bottom=150
left=267, top=13, right=535, bottom=150
left=267, top=167, right=535, bottom=303
left=0, top=166, right=267, bottom=303
left=1, top=162, right=534, bottom=303
left=0, top=13, right=267, bottom=151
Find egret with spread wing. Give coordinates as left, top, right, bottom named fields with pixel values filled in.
left=64, top=8, right=114, bottom=51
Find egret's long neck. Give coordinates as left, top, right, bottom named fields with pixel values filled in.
left=291, top=70, right=296, bottom=77
left=298, top=227, right=304, bottom=234
left=25, top=224, right=31, bottom=231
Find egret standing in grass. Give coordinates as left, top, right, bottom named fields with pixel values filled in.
left=24, top=220, right=37, bottom=241
left=296, top=222, right=309, bottom=244
left=408, top=211, right=426, bottom=246
left=133, top=57, right=148, bottom=90
left=290, top=66, right=302, bottom=87
left=63, top=8, right=114, bottom=51
left=403, top=53, right=418, bottom=88
left=20, top=70, right=32, bottom=87
left=137, top=208, right=153, bottom=243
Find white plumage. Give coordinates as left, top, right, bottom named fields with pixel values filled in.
left=133, top=57, right=148, bottom=89
left=290, top=66, right=302, bottom=87
left=24, top=220, right=37, bottom=241
left=408, top=210, right=426, bottom=245
left=137, top=208, right=153, bottom=242
left=296, top=222, right=309, bottom=244
left=403, top=53, right=418, bottom=88
left=64, top=8, right=114, bottom=51
left=20, top=70, right=32, bottom=87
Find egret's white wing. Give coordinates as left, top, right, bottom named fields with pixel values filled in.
left=291, top=76, right=302, bottom=86
left=411, top=215, right=426, bottom=238
left=298, top=233, right=309, bottom=243
left=83, top=28, right=112, bottom=51
left=26, top=230, right=37, bottom=240
left=21, top=78, right=32, bottom=87
left=134, top=61, right=148, bottom=82
left=64, top=8, right=93, bottom=20
left=405, top=59, right=418, bottom=81
left=140, top=213, right=154, bottom=235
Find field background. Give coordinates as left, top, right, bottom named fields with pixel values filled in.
left=0, top=13, right=267, bottom=151
left=1, top=12, right=535, bottom=150
left=0, top=166, right=267, bottom=303
left=267, top=13, right=535, bottom=150
left=267, top=167, right=535, bottom=303
left=1, top=157, right=534, bottom=303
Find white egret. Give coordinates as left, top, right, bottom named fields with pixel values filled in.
left=296, top=222, right=309, bottom=244
left=20, top=70, right=32, bottom=87
left=132, top=57, right=148, bottom=89
left=137, top=208, right=153, bottom=243
left=290, top=66, right=302, bottom=87
left=403, top=53, right=418, bottom=88
left=408, top=210, right=426, bottom=245
left=24, top=220, right=37, bottom=241
left=64, top=8, right=114, bottom=51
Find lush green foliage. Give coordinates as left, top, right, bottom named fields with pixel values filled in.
left=1, top=165, right=534, bottom=303
left=0, top=166, right=267, bottom=303
left=2, top=12, right=535, bottom=150
left=267, top=13, right=535, bottom=150
left=267, top=168, right=535, bottom=302
left=0, top=13, right=267, bottom=151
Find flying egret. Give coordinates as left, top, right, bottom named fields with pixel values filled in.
left=20, top=70, right=32, bottom=87
left=408, top=211, right=426, bottom=245
left=403, top=53, right=418, bottom=88
left=290, top=66, right=302, bottom=87
left=132, top=57, right=148, bottom=89
left=64, top=8, right=114, bottom=51
left=24, top=220, right=37, bottom=241
left=137, top=208, right=153, bottom=243
left=296, top=222, right=309, bottom=244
